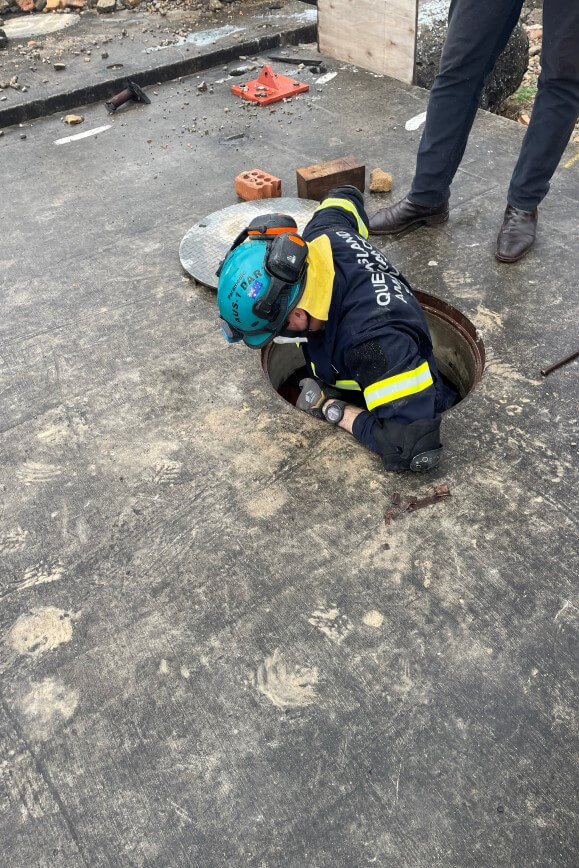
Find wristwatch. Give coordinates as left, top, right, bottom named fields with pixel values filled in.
left=322, top=399, right=346, bottom=425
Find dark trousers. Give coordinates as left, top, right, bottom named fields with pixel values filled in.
left=408, top=0, right=579, bottom=210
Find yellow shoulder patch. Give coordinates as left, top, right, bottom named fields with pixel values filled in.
left=300, top=234, right=335, bottom=321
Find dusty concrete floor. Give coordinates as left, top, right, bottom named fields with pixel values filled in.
left=0, top=54, right=578, bottom=867
left=0, top=1, right=317, bottom=125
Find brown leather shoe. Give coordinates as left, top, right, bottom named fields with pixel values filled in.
left=369, top=196, right=449, bottom=236
left=495, top=205, right=538, bottom=263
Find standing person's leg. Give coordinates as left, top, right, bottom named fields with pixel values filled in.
left=496, top=0, right=579, bottom=263
left=507, top=0, right=579, bottom=209
left=370, top=0, right=524, bottom=235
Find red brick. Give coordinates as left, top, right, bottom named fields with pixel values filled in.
left=235, top=170, right=282, bottom=201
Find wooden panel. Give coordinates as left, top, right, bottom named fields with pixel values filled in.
left=318, top=0, right=418, bottom=85
left=296, top=155, right=365, bottom=200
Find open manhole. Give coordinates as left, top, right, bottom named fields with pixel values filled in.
left=261, top=290, right=485, bottom=410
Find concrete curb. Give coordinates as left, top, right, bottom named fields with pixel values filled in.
left=0, top=20, right=316, bottom=128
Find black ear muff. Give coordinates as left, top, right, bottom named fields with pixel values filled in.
left=266, top=233, right=308, bottom=283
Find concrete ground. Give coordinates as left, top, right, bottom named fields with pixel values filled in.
left=0, top=1, right=317, bottom=126
left=1, top=42, right=578, bottom=868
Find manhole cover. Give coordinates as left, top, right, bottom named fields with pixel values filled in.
left=262, top=290, right=485, bottom=408
left=2, top=13, right=80, bottom=40
left=179, top=197, right=318, bottom=289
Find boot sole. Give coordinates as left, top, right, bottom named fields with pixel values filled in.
left=369, top=211, right=449, bottom=237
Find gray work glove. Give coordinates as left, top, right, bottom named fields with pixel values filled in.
left=296, top=378, right=342, bottom=419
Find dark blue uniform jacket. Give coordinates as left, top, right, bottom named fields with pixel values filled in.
left=301, top=187, right=456, bottom=456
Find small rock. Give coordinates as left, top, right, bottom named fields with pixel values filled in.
left=208, top=0, right=222, bottom=10
left=0, top=129, right=3, bottom=137
left=34, top=0, right=46, bottom=9
left=518, top=112, right=530, bottom=125
left=101, top=51, right=109, bottom=59
left=20, top=133, right=27, bottom=139
left=123, top=0, right=140, bottom=6
left=197, top=81, right=207, bottom=92
left=370, top=168, right=393, bottom=193
left=53, top=62, right=66, bottom=71
left=96, top=0, right=115, bottom=12
left=64, top=113, right=84, bottom=125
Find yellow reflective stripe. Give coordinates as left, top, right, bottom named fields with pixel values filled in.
left=315, top=197, right=369, bottom=239
left=310, top=363, right=362, bottom=391
left=335, top=379, right=362, bottom=391
left=364, top=362, right=433, bottom=410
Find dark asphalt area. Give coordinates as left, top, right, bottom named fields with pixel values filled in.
left=1, top=33, right=578, bottom=868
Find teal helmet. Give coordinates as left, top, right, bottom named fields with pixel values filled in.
left=217, top=214, right=308, bottom=348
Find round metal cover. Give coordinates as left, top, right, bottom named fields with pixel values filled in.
left=179, top=197, right=319, bottom=290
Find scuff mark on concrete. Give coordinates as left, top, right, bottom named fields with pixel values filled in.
left=363, top=610, right=384, bottom=628
left=5, top=608, right=76, bottom=657
left=16, top=561, right=64, bottom=592
left=474, top=303, right=503, bottom=333
left=254, top=649, right=319, bottom=708
left=16, top=678, right=78, bottom=741
left=0, top=526, right=30, bottom=555
left=308, top=607, right=352, bottom=643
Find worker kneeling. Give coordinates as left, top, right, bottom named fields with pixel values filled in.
left=217, top=186, right=457, bottom=472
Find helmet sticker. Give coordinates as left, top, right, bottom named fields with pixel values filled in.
left=248, top=279, right=263, bottom=298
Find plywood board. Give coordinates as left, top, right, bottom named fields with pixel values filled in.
left=318, top=0, right=418, bottom=84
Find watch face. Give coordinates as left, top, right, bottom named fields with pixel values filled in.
left=325, top=402, right=343, bottom=423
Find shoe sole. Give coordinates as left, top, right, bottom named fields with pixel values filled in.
left=369, top=211, right=449, bottom=237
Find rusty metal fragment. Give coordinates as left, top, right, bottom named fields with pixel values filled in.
left=384, top=485, right=451, bottom=525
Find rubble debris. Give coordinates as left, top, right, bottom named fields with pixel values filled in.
left=64, top=114, right=84, bottom=125
left=297, top=155, right=365, bottom=201
left=232, top=65, right=309, bottom=107
left=267, top=53, right=326, bottom=74
left=104, top=80, right=151, bottom=114
left=370, top=168, right=393, bottom=193
left=316, top=71, right=337, bottom=85
left=384, top=485, right=451, bottom=525
left=235, top=169, right=281, bottom=201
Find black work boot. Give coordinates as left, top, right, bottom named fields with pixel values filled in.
left=495, top=205, right=538, bottom=263
left=369, top=196, right=449, bottom=236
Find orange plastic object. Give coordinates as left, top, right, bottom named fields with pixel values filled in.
left=231, top=65, right=309, bottom=106
left=235, top=170, right=282, bottom=201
